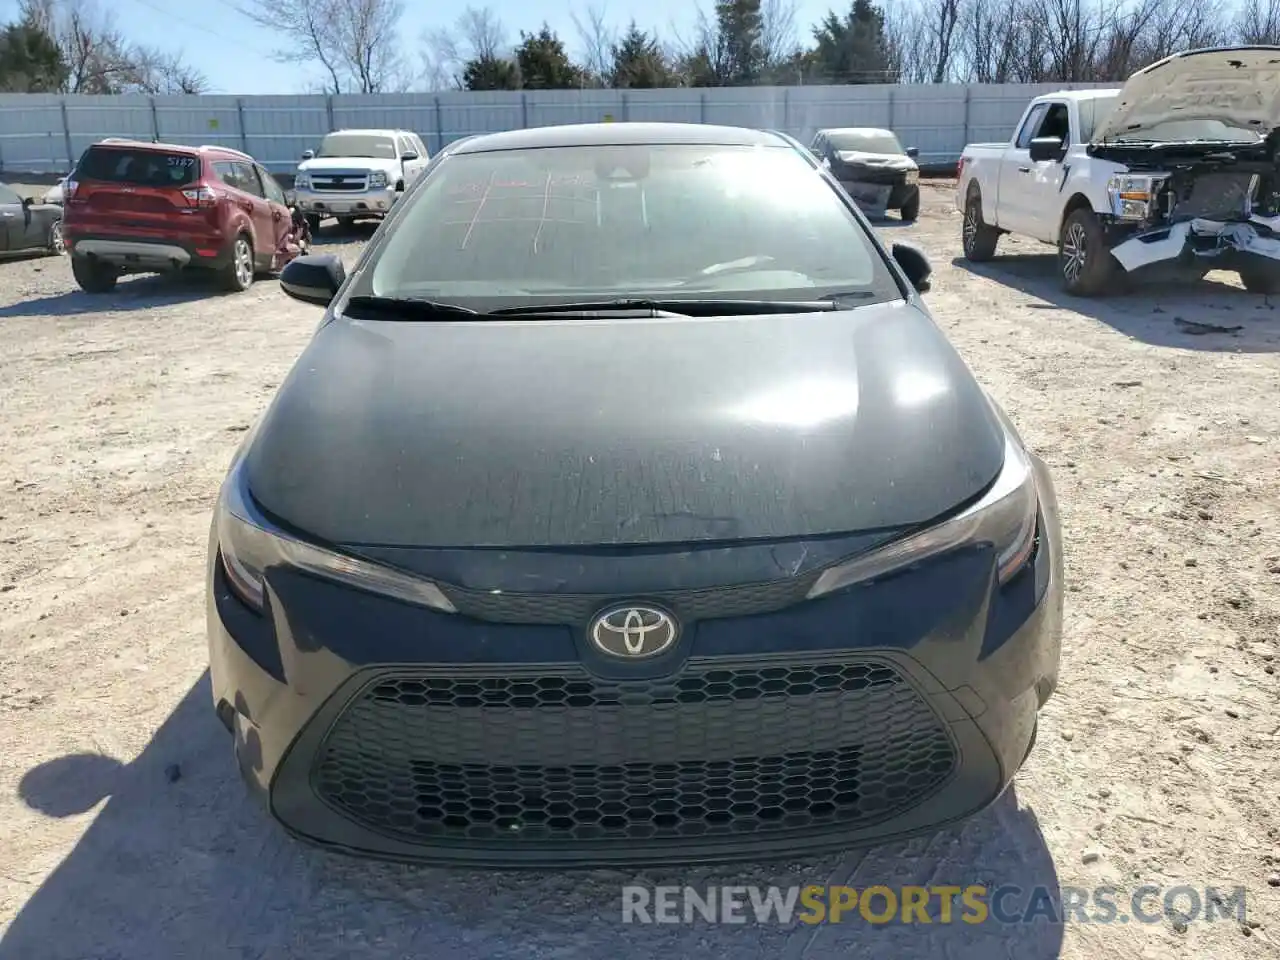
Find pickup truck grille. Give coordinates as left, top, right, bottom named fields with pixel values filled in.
left=311, top=175, right=369, bottom=193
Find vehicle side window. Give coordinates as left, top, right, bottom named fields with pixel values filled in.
left=0, top=183, right=21, bottom=205
left=395, top=135, right=410, bottom=158
left=1036, top=103, right=1071, bottom=145
left=1015, top=104, right=1049, bottom=149
left=232, top=161, right=264, bottom=198
left=411, top=134, right=427, bottom=157
left=257, top=166, right=287, bottom=205
left=810, top=134, right=823, bottom=151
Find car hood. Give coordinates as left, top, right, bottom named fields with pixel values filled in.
left=836, top=151, right=917, bottom=170
left=298, top=156, right=401, bottom=174
left=244, top=302, right=1007, bottom=548
left=1093, top=45, right=1280, bottom=143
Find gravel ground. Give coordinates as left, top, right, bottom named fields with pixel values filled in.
left=1, top=181, right=1278, bottom=959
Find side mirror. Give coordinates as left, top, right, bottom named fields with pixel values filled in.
left=280, top=254, right=346, bottom=306
left=905, top=146, right=919, bottom=159
left=400, top=152, right=419, bottom=163
left=21, top=196, right=33, bottom=207
left=301, top=149, right=315, bottom=161
left=892, top=241, right=932, bottom=293
left=1028, top=136, right=1065, bottom=163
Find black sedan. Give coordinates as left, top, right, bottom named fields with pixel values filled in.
left=810, top=128, right=922, bottom=221
left=207, top=122, right=1063, bottom=867
left=0, top=182, right=64, bottom=256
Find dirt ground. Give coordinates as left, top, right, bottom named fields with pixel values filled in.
left=0, top=180, right=1277, bottom=960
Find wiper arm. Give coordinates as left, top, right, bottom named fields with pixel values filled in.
left=343, top=295, right=480, bottom=320
left=487, top=298, right=840, bottom=317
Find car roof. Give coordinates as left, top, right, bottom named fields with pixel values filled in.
left=85, top=139, right=252, bottom=160
left=1035, top=89, right=1122, bottom=102
left=819, top=128, right=897, bottom=138
left=451, top=122, right=791, bottom=154
left=326, top=129, right=409, bottom=137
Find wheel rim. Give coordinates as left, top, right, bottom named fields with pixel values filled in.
left=234, top=239, right=252, bottom=286
left=963, top=202, right=979, bottom=250
left=50, top=221, right=65, bottom=254
left=1063, top=222, right=1088, bottom=283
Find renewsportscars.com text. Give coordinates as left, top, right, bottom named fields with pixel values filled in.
left=621, top=884, right=1248, bottom=926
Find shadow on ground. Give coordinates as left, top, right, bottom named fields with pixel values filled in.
left=311, top=221, right=378, bottom=247
left=3, top=673, right=1066, bottom=960
left=953, top=254, right=1280, bottom=354
left=0, top=272, right=261, bottom=319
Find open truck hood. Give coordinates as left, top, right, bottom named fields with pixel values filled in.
left=1093, top=45, right=1280, bottom=144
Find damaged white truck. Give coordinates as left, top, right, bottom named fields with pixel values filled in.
left=956, top=46, right=1280, bottom=296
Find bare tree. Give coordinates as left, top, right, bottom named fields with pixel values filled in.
left=18, top=0, right=208, bottom=93
left=420, top=6, right=510, bottom=90
left=236, top=0, right=406, bottom=94
left=1233, top=0, right=1280, bottom=43
left=883, top=1, right=935, bottom=83
left=572, top=4, right=616, bottom=85
left=759, top=0, right=800, bottom=70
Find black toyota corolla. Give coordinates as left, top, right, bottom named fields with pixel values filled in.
left=207, top=122, right=1063, bottom=867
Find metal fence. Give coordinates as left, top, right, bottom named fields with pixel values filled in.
left=0, top=83, right=1113, bottom=175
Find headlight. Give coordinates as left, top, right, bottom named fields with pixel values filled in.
left=369, top=170, right=389, bottom=188
left=1106, top=174, right=1163, bottom=221
left=294, top=173, right=311, bottom=190
left=905, top=169, right=919, bottom=184
left=215, top=466, right=456, bottom=614
left=806, top=433, right=1039, bottom=600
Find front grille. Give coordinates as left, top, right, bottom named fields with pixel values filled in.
left=311, top=175, right=369, bottom=193
left=439, top=573, right=819, bottom=625
left=312, top=659, right=957, bottom=846
left=838, top=166, right=907, bottom=186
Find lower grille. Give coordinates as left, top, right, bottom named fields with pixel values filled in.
left=312, top=660, right=957, bottom=845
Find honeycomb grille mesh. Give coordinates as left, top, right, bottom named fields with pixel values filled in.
left=312, top=660, right=956, bottom=846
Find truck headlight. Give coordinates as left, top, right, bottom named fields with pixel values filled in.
left=1106, top=174, right=1162, bottom=221
left=807, top=432, right=1039, bottom=599
left=905, top=169, right=919, bottom=184
left=215, top=462, right=456, bottom=615
left=294, top=173, right=311, bottom=190
left=369, top=170, right=389, bottom=188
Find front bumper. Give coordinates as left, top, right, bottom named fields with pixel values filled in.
left=207, top=460, right=1063, bottom=868
left=1110, top=215, right=1280, bottom=274
left=294, top=186, right=398, bottom=218
left=836, top=168, right=918, bottom=211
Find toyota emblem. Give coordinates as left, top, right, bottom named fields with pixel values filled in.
left=589, top=605, right=679, bottom=659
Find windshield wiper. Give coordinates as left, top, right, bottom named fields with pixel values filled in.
left=487, top=298, right=841, bottom=317
left=343, top=295, right=480, bottom=319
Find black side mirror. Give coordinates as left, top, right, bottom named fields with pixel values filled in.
left=1028, top=136, right=1065, bottom=163
left=21, top=196, right=33, bottom=207
left=892, top=242, right=932, bottom=293
left=280, top=254, right=346, bottom=306
left=905, top=146, right=919, bottom=159
left=400, top=152, right=419, bottom=162
left=301, top=149, right=315, bottom=161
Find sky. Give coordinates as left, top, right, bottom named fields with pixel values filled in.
left=3, top=0, right=841, bottom=96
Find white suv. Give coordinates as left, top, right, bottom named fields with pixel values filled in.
left=293, top=129, right=430, bottom=232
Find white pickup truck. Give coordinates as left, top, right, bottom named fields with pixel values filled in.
left=293, top=128, right=430, bottom=232
left=956, top=46, right=1280, bottom=296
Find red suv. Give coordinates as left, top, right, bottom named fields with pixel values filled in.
left=63, top=140, right=304, bottom=294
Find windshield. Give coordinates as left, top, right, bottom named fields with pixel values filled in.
left=76, top=147, right=200, bottom=187
left=826, top=132, right=904, bottom=155
left=360, top=142, right=899, bottom=309
left=318, top=133, right=398, bottom=159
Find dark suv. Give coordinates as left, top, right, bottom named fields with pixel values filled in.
left=63, top=140, right=298, bottom=293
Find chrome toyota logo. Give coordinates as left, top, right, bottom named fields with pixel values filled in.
left=589, top=605, right=679, bottom=659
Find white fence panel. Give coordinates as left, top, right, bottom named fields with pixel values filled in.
left=0, top=83, right=1120, bottom=176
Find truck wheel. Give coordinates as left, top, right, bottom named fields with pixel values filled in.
left=337, top=216, right=355, bottom=229
left=72, top=256, right=118, bottom=293
left=220, top=234, right=255, bottom=293
left=305, top=213, right=322, bottom=234
left=1238, top=265, right=1280, bottom=295
left=900, top=189, right=920, bottom=223
left=962, top=194, right=999, bottom=262
left=1059, top=208, right=1119, bottom=296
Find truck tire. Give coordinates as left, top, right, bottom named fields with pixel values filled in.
left=305, top=213, right=322, bottom=234
left=1239, top=264, right=1280, bottom=295
left=900, top=189, right=920, bottom=223
left=962, top=194, right=999, bottom=262
left=1058, top=208, right=1119, bottom=297
left=337, top=216, right=355, bottom=229
left=72, top=255, right=117, bottom=293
